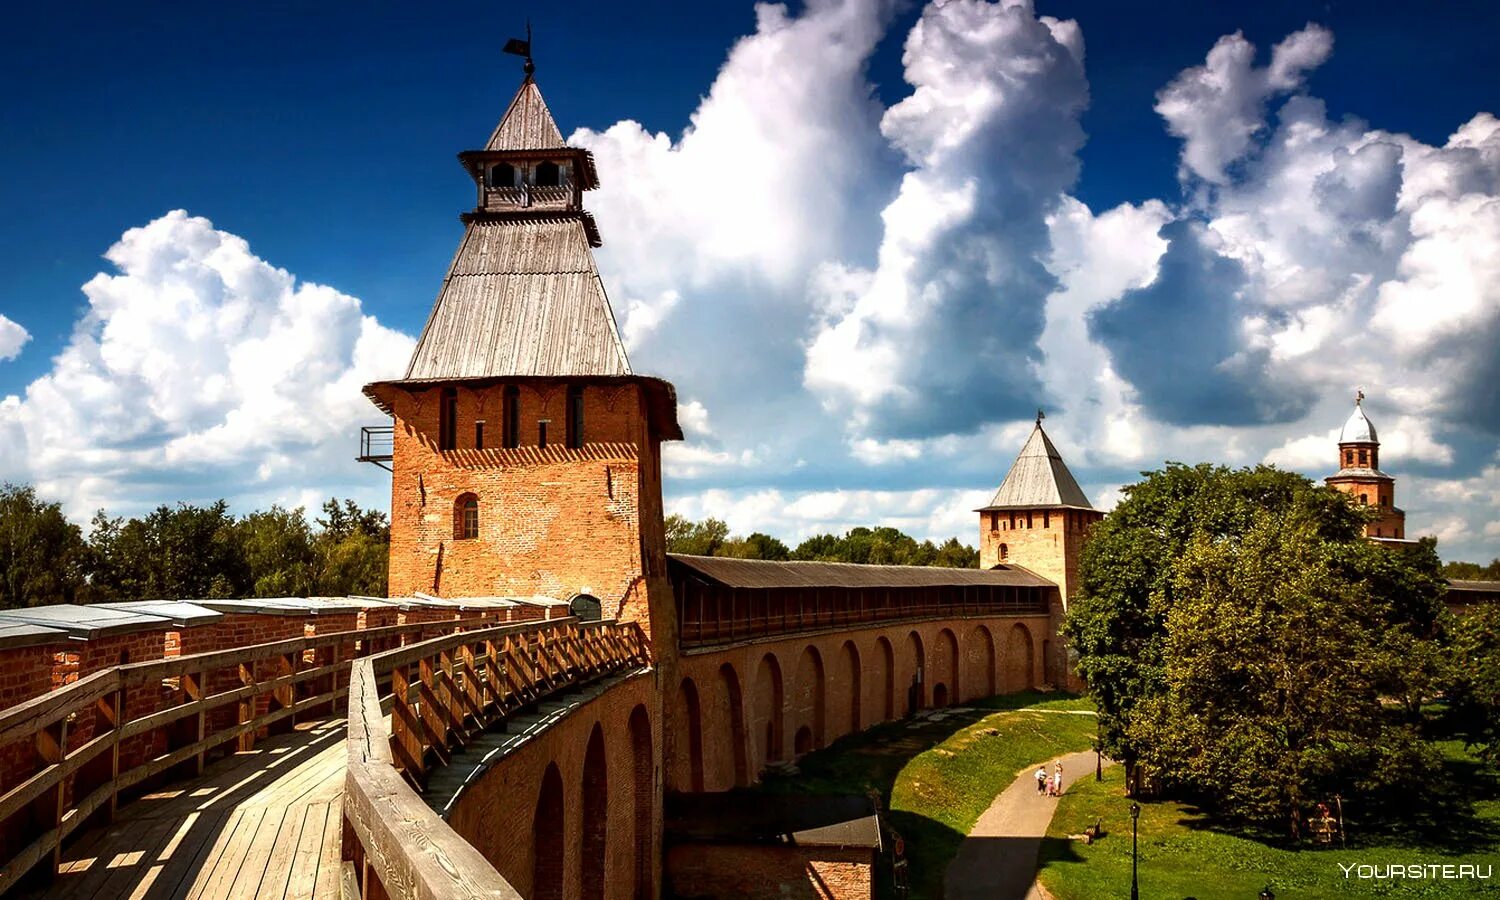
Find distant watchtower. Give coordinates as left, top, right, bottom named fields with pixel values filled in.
left=977, top=415, right=1101, bottom=607
left=1325, top=392, right=1406, bottom=542
left=362, top=65, right=682, bottom=640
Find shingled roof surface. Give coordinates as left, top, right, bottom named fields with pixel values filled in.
left=983, top=422, right=1094, bottom=510
left=485, top=77, right=565, bottom=151
left=402, top=217, right=631, bottom=379
left=668, top=554, right=1054, bottom=589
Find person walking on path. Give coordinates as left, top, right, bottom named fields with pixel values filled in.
left=1052, top=761, right=1063, bottom=797
left=946, top=749, right=1118, bottom=900
left=1035, top=766, right=1047, bottom=795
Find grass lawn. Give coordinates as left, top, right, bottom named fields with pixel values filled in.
left=1039, top=743, right=1500, bottom=898
left=755, top=691, right=1098, bottom=899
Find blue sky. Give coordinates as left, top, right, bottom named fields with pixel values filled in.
left=2, top=0, right=1498, bottom=561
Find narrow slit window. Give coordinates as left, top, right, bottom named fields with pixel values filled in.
left=566, top=385, right=584, bottom=449
left=439, top=387, right=458, bottom=451
left=474, top=420, right=485, bottom=450
left=503, top=385, right=520, bottom=448
left=538, top=420, right=549, bottom=449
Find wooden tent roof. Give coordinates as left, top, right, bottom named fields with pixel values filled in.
left=398, top=216, right=630, bottom=380
left=980, top=421, right=1094, bottom=511
left=485, top=77, right=565, bottom=151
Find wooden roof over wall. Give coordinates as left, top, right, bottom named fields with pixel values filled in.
left=486, top=77, right=566, bottom=151
left=668, top=554, right=1055, bottom=590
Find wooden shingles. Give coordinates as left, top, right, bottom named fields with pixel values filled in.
left=402, top=218, right=630, bottom=380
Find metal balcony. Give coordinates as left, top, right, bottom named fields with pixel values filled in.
left=357, top=425, right=394, bottom=471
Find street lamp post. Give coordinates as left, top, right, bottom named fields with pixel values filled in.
left=1130, top=802, right=1140, bottom=900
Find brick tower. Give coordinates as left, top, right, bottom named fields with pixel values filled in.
left=1325, top=391, right=1406, bottom=542
left=977, top=414, right=1101, bottom=606
left=363, top=69, right=682, bottom=643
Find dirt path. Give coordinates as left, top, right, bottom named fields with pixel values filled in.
left=943, top=749, right=1114, bottom=900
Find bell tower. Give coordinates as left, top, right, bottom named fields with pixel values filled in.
left=363, top=63, right=682, bottom=644
left=1325, top=391, right=1406, bottom=541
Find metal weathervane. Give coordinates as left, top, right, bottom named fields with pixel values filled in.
left=504, top=21, right=535, bottom=76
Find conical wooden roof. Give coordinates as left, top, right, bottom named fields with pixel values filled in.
left=982, top=422, right=1094, bottom=510
left=485, top=77, right=565, bottom=151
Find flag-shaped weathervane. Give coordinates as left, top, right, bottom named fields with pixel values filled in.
left=504, top=22, right=535, bottom=76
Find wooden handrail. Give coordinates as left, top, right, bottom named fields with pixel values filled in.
left=0, top=613, right=498, bottom=895
left=343, top=617, right=650, bottom=899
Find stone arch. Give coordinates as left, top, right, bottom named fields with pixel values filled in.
left=718, top=663, right=749, bottom=787
left=838, top=640, right=862, bottom=736
left=793, top=645, right=826, bottom=750
left=964, top=624, right=997, bottom=701
left=671, top=678, right=704, bottom=792
left=629, top=705, right=653, bottom=900
left=906, top=630, right=926, bottom=715
left=875, top=636, right=896, bottom=723
left=794, top=725, right=814, bottom=756
left=1002, top=623, right=1036, bottom=692
left=580, top=724, right=608, bottom=900
left=934, top=627, right=959, bottom=706
left=532, top=763, right=565, bottom=900
left=753, top=652, right=785, bottom=768
left=933, top=683, right=949, bottom=707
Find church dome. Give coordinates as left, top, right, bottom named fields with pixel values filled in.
left=1340, top=399, right=1378, bottom=444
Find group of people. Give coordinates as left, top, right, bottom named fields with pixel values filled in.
left=1034, top=761, right=1064, bottom=797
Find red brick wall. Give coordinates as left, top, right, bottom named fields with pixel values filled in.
left=665, top=844, right=873, bottom=900
left=384, top=382, right=674, bottom=648
left=979, top=507, right=1101, bottom=607
left=445, top=673, right=660, bottom=900
left=0, top=643, right=67, bottom=854
left=668, top=615, right=1052, bottom=792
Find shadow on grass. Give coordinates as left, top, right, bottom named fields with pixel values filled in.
left=749, top=691, right=1087, bottom=899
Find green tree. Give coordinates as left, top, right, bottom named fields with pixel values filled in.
left=312, top=498, right=388, bottom=596
left=720, top=532, right=791, bottom=560
left=1132, top=500, right=1434, bottom=836
left=1065, top=463, right=1446, bottom=831
left=0, top=484, right=89, bottom=608
left=235, top=506, right=316, bottom=597
left=1447, top=601, right=1500, bottom=763
left=88, top=500, right=248, bottom=600
left=932, top=537, right=979, bottom=568
left=665, top=516, right=729, bottom=556
left=1443, top=558, right=1500, bottom=580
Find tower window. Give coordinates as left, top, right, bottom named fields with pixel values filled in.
left=503, top=385, right=520, bottom=448
left=1359, top=493, right=1368, bottom=505
left=1358, top=448, right=1368, bottom=466
left=534, top=161, right=561, bottom=187
left=538, top=419, right=549, bottom=449
left=487, top=163, right=516, bottom=188
left=455, top=494, right=479, bottom=540
left=566, top=385, right=584, bottom=449
left=999, top=543, right=1008, bottom=562
left=475, top=420, right=485, bottom=450
left=439, top=387, right=458, bottom=451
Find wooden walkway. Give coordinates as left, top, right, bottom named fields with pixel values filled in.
left=25, top=719, right=347, bottom=900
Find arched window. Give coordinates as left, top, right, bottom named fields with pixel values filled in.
left=455, top=494, right=479, bottom=540
left=999, top=543, right=1009, bottom=562
left=569, top=593, right=602, bottom=622
left=487, top=163, right=516, bottom=188
left=534, top=160, right=561, bottom=187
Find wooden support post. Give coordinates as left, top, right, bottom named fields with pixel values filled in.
left=183, top=669, right=207, bottom=776
left=35, top=717, right=66, bottom=878
left=238, top=661, right=256, bottom=752
left=98, top=686, right=122, bottom=822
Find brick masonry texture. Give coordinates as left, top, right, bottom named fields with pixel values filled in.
left=445, top=671, right=661, bottom=900
left=664, top=844, right=874, bottom=900
left=665, top=615, right=1052, bottom=793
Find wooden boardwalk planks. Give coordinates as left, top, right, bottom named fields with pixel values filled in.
left=23, top=719, right=347, bottom=900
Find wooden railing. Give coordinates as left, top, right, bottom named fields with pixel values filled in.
left=344, top=618, right=649, bottom=899
left=0, top=616, right=490, bottom=895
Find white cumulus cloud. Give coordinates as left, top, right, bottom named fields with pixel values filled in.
left=0, top=315, right=29, bottom=362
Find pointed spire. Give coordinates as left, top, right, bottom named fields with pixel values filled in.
left=485, top=77, right=565, bottom=152
left=985, top=419, right=1094, bottom=510
left=1340, top=393, right=1378, bottom=444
